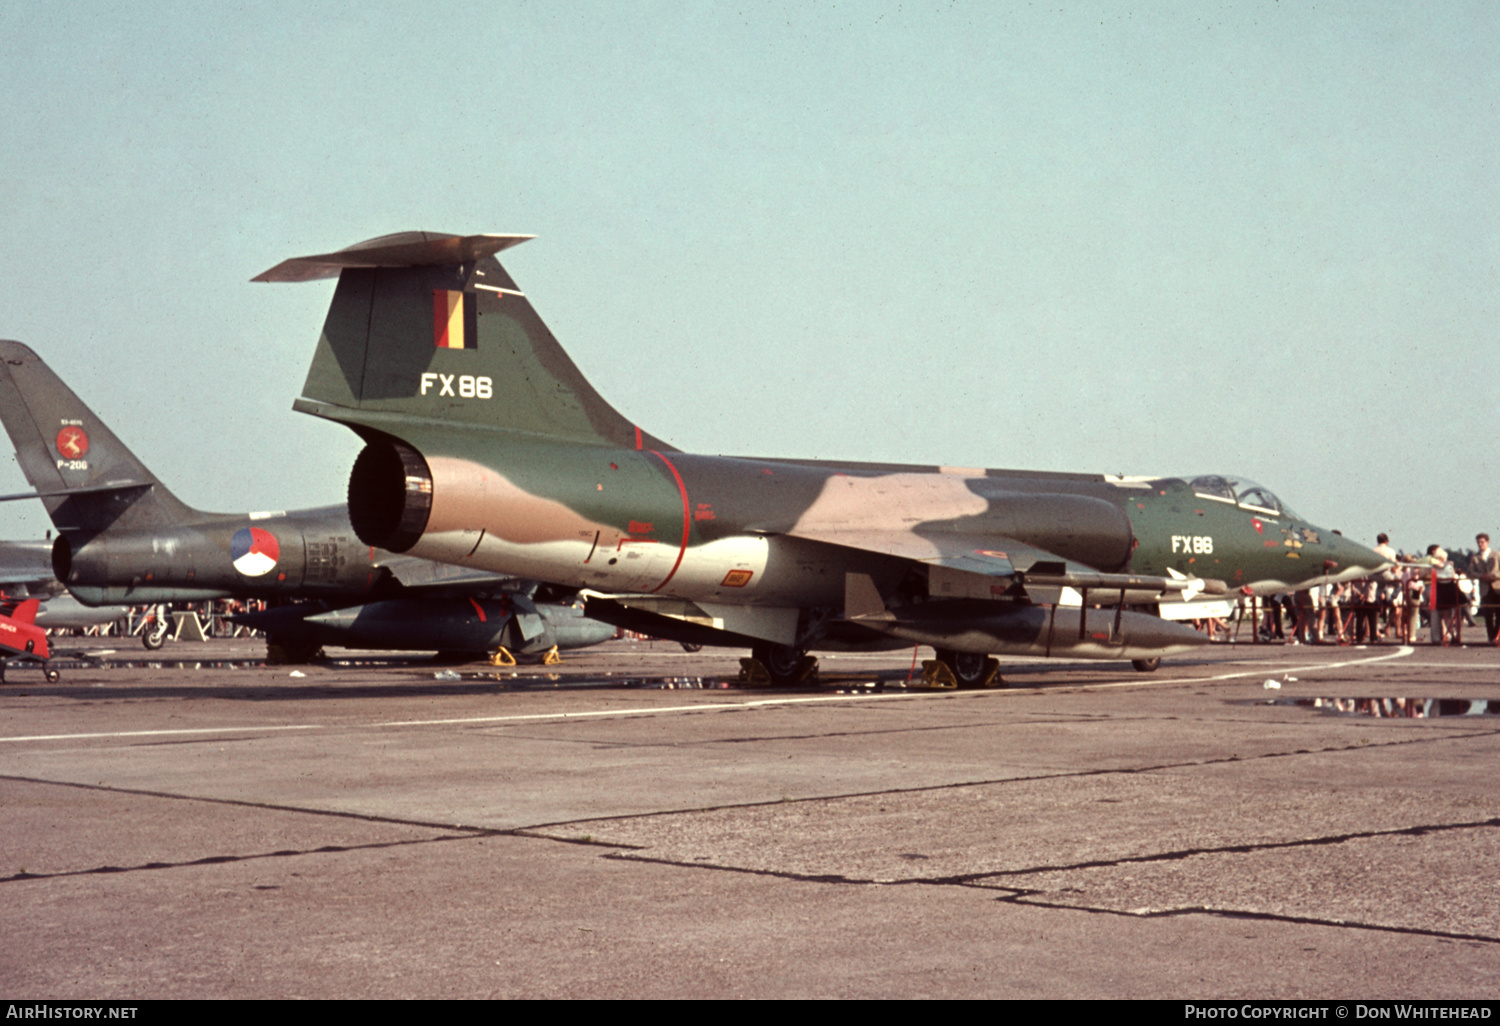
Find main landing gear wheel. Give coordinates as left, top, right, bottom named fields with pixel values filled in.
left=510, top=646, right=563, bottom=666
left=923, top=649, right=1003, bottom=689
left=1131, top=657, right=1161, bottom=673
left=740, top=643, right=817, bottom=687
left=265, top=635, right=323, bottom=665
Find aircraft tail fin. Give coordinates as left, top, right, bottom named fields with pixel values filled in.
left=257, top=232, right=673, bottom=451
left=0, top=341, right=197, bottom=533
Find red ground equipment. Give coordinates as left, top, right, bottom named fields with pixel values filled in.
left=0, top=597, right=59, bottom=682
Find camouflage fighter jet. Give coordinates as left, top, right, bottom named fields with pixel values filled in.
left=0, top=341, right=614, bottom=663
left=257, top=232, right=1389, bottom=686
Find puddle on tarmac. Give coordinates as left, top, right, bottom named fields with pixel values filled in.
left=52, top=659, right=265, bottom=670
left=1261, top=697, right=1500, bottom=718
left=621, top=677, right=732, bottom=689
left=25, top=661, right=899, bottom=694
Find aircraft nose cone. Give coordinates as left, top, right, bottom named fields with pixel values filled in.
left=1332, top=533, right=1388, bottom=573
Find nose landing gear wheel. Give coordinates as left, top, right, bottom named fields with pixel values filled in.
left=142, top=620, right=169, bottom=650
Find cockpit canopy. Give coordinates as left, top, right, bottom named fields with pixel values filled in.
left=1181, top=474, right=1300, bottom=520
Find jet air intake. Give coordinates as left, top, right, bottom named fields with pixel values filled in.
left=961, top=490, right=1134, bottom=572
left=348, top=437, right=433, bottom=552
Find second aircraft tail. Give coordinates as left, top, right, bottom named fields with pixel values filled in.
left=0, top=340, right=197, bottom=533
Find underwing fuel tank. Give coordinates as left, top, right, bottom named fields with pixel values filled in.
left=33, top=593, right=128, bottom=629
left=232, top=596, right=616, bottom=658
left=870, top=601, right=1209, bottom=660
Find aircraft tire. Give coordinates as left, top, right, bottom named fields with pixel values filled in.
left=266, top=635, right=323, bottom=665
left=1131, top=657, right=1162, bottom=673
left=750, top=642, right=814, bottom=686
left=935, top=648, right=1003, bottom=689
left=142, top=626, right=168, bottom=650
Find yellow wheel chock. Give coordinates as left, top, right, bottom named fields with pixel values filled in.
left=737, top=656, right=818, bottom=687
left=917, top=659, right=959, bottom=690
left=917, top=657, right=1002, bottom=690
left=739, top=657, right=773, bottom=687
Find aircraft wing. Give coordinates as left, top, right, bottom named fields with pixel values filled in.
left=375, top=552, right=529, bottom=592
left=779, top=525, right=1225, bottom=602
left=0, top=540, right=63, bottom=596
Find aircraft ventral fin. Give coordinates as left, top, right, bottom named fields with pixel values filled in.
left=378, top=553, right=525, bottom=592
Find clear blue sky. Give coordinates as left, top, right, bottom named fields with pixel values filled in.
left=1, top=1, right=1495, bottom=555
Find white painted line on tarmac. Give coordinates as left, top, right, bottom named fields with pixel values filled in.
left=0, top=693, right=931, bottom=742
left=0, top=724, right=323, bottom=744
left=1360, top=660, right=1498, bottom=669
left=376, top=649, right=1421, bottom=727
left=374, top=691, right=928, bottom=728
left=1073, top=645, right=1416, bottom=692
left=0, top=647, right=1425, bottom=743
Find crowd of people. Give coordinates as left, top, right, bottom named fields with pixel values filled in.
left=1239, top=532, right=1500, bottom=647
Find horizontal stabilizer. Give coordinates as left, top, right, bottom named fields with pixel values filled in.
left=0, top=481, right=151, bottom=504
left=253, top=232, right=535, bottom=283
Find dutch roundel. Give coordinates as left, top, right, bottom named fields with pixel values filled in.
left=230, top=527, right=280, bottom=577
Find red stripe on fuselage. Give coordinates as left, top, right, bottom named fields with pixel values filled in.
left=647, top=450, right=690, bottom=594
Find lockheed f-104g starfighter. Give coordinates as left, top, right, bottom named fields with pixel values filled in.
left=257, top=232, right=1387, bottom=686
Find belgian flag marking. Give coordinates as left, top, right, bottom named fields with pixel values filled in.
left=433, top=290, right=478, bottom=349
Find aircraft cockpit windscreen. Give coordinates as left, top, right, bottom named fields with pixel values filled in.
left=1182, top=474, right=1301, bottom=520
